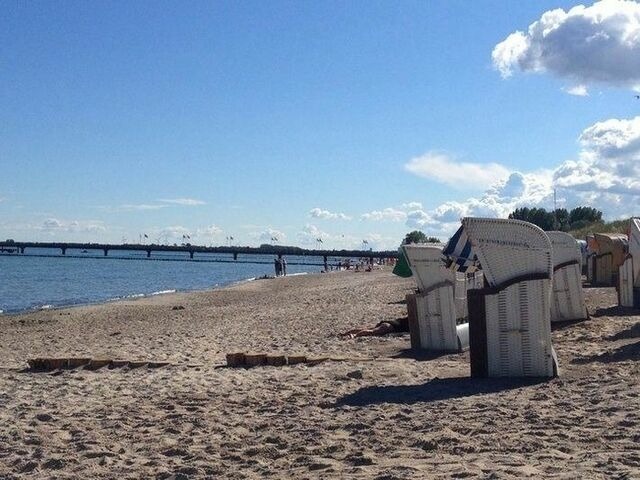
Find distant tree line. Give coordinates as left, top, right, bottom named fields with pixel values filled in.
left=402, top=231, right=441, bottom=245
left=508, top=206, right=602, bottom=232
left=402, top=207, right=603, bottom=245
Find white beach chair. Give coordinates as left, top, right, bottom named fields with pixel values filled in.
left=547, top=231, right=588, bottom=323
left=463, top=217, right=558, bottom=378
left=619, top=218, right=640, bottom=307
left=402, top=244, right=468, bottom=353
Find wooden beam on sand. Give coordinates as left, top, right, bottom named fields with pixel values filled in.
left=26, top=357, right=170, bottom=372
left=226, top=352, right=246, bottom=367
left=266, top=355, right=286, bottom=366
left=286, top=355, right=307, bottom=365
left=244, top=353, right=267, bottom=367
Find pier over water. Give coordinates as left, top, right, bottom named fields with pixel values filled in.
left=0, top=241, right=398, bottom=267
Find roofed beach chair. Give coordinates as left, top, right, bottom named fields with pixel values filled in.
left=402, top=244, right=469, bottom=353
left=463, top=217, right=558, bottom=378
left=547, top=231, right=588, bottom=323
left=592, top=233, right=628, bottom=287
left=619, top=218, right=640, bottom=307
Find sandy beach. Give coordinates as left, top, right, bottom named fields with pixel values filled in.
left=0, top=269, right=638, bottom=479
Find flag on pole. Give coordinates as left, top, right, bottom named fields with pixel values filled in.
left=144, top=234, right=148, bottom=238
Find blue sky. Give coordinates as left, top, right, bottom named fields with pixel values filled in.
left=2, top=0, right=640, bottom=249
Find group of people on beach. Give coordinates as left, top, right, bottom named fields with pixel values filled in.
left=274, top=256, right=287, bottom=276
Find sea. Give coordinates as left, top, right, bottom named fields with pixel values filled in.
left=0, top=248, right=332, bottom=314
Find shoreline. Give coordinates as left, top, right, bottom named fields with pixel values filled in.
left=0, top=267, right=314, bottom=317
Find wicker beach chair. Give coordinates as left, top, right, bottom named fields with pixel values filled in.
left=592, top=233, right=628, bottom=287
left=463, top=217, right=558, bottom=378
left=619, top=218, right=640, bottom=307
left=547, top=231, right=588, bottom=323
left=402, top=244, right=468, bottom=353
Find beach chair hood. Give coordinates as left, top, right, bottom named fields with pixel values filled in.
left=442, top=225, right=480, bottom=273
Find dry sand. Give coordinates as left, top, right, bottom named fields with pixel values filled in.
left=0, top=270, right=638, bottom=479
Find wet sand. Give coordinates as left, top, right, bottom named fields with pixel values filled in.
left=0, top=270, right=638, bottom=479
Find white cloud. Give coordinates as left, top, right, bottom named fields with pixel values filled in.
left=119, top=204, right=167, bottom=211
left=404, top=152, right=510, bottom=189
left=297, top=224, right=330, bottom=246
left=195, top=224, right=223, bottom=237
left=158, top=198, right=206, bottom=206
left=554, top=116, right=640, bottom=196
left=39, top=218, right=106, bottom=234
left=564, top=85, right=589, bottom=96
left=159, top=225, right=191, bottom=240
left=401, top=202, right=423, bottom=210
left=408, top=115, right=640, bottom=238
left=492, top=0, right=640, bottom=90
left=309, top=207, right=351, bottom=220
left=361, top=207, right=407, bottom=222
left=257, top=228, right=286, bottom=243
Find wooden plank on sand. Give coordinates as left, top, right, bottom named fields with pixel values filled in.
left=266, top=355, right=286, bottom=366
left=244, top=353, right=267, bottom=367
left=287, top=355, right=307, bottom=365
left=226, top=352, right=246, bottom=367
left=87, top=359, right=112, bottom=370
left=67, top=358, right=91, bottom=369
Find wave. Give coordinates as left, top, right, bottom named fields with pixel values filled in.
left=149, top=289, right=176, bottom=296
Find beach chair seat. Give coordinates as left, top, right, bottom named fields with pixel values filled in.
left=402, top=244, right=468, bottom=353
left=547, top=231, right=588, bottom=323
left=619, top=255, right=635, bottom=307
left=463, top=218, right=558, bottom=378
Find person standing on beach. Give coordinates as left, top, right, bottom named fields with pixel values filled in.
left=281, top=257, right=287, bottom=276
left=274, top=257, right=282, bottom=276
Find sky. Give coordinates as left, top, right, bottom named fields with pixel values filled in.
left=2, top=0, right=640, bottom=250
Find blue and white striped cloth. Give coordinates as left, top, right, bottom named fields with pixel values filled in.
left=442, top=225, right=479, bottom=272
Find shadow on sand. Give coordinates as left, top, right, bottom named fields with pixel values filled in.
left=333, top=376, right=548, bottom=407
left=572, top=340, right=640, bottom=364
left=387, top=299, right=407, bottom=305
left=607, top=322, right=640, bottom=341
left=551, top=318, right=589, bottom=331
left=390, top=348, right=461, bottom=362
left=592, top=305, right=640, bottom=318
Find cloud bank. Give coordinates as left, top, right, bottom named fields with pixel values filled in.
left=404, top=152, right=510, bottom=189
left=492, top=0, right=640, bottom=91
left=309, top=208, right=351, bottom=220
left=158, top=198, right=206, bottom=206
left=402, top=115, right=640, bottom=236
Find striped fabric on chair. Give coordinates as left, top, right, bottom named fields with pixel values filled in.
left=442, top=225, right=479, bottom=273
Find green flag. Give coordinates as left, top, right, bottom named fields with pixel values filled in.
left=392, top=248, right=412, bottom=278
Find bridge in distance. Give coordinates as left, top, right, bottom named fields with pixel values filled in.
left=0, top=241, right=398, bottom=267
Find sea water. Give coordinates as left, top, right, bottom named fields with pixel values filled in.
left=0, top=249, right=330, bottom=314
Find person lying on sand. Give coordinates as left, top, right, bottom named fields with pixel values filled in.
left=341, top=317, right=408, bottom=338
